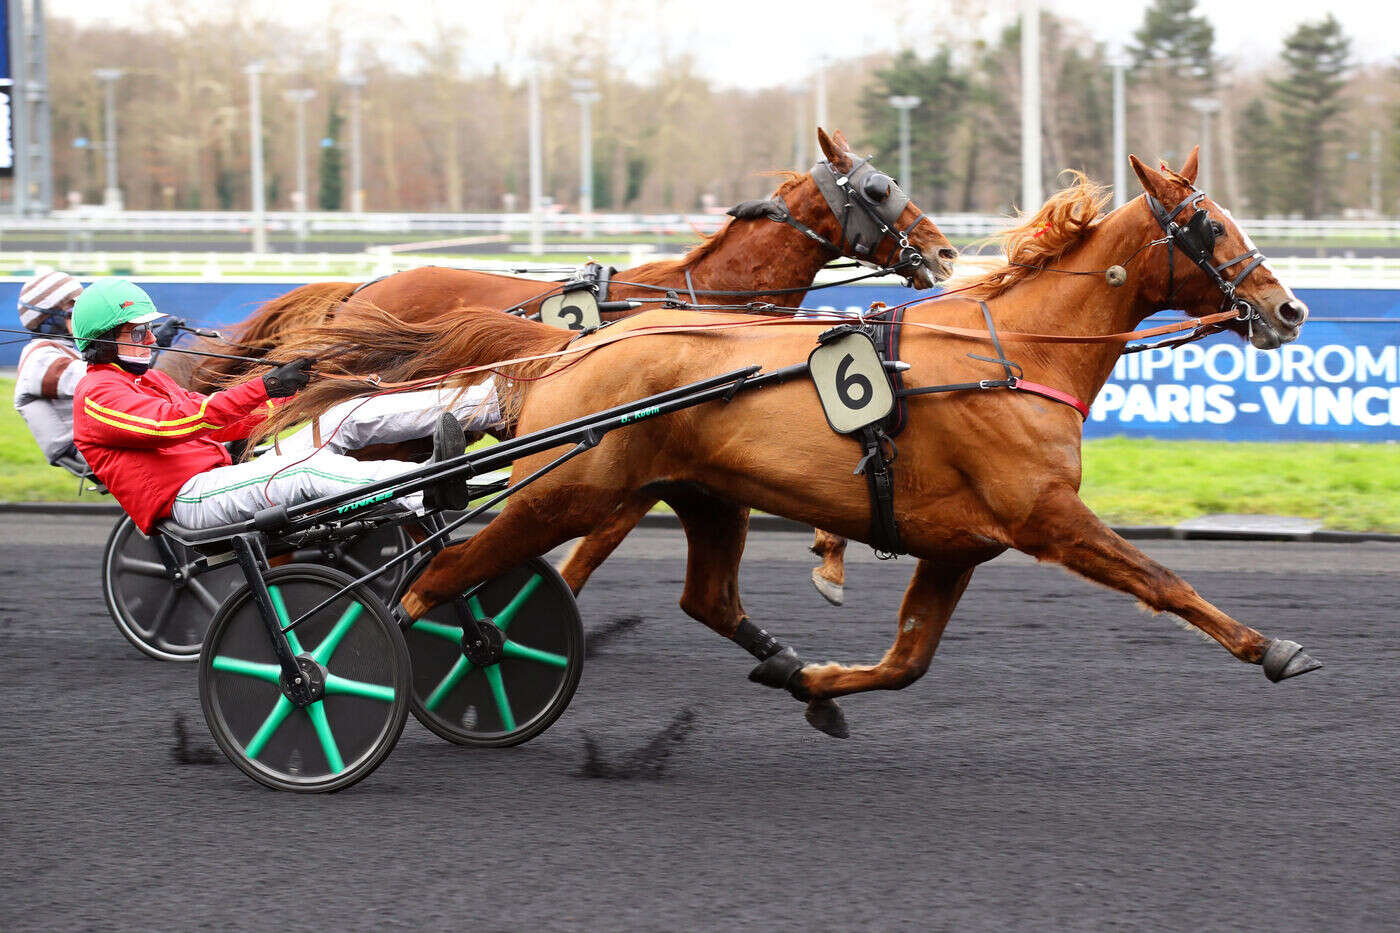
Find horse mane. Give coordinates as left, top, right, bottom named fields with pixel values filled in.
left=244, top=303, right=574, bottom=448
left=954, top=171, right=1113, bottom=300
left=621, top=172, right=807, bottom=285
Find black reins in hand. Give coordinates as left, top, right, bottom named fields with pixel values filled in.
left=0, top=326, right=292, bottom=370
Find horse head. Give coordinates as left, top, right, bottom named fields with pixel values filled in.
left=1131, top=148, right=1307, bottom=350
left=783, top=127, right=957, bottom=288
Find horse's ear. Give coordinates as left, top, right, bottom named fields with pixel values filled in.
left=817, top=127, right=853, bottom=172
left=1130, top=154, right=1170, bottom=199
left=1178, top=146, right=1200, bottom=185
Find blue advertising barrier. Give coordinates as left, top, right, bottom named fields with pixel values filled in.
left=3, top=279, right=1398, bottom=442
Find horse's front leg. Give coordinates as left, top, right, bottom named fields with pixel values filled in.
left=760, top=559, right=976, bottom=729
left=809, top=529, right=848, bottom=606
left=1013, top=485, right=1321, bottom=681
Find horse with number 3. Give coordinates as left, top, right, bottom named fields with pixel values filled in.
left=253, top=148, right=1320, bottom=737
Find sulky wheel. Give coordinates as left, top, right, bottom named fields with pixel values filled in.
left=102, top=515, right=242, bottom=662
left=286, top=522, right=413, bottom=604
left=397, top=556, right=583, bottom=748
left=199, top=564, right=411, bottom=793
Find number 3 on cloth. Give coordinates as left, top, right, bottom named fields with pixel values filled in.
left=540, top=290, right=601, bottom=331
left=807, top=330, right=895, bottom=434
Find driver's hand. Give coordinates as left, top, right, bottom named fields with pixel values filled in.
left=152, top=317, right=185, bottom=348
left=262, top=358, right=314, bottom=398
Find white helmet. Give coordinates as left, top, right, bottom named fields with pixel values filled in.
left=18, top=268, right=84, bottom=333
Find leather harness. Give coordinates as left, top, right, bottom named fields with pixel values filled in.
left=829, top=304, right=1091, bottom=558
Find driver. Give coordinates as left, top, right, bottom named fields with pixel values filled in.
left=70, top=278, right=478, bottom=534
left=12, top=268, right=181, bottom=465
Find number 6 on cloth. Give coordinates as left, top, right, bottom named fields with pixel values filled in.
left=807, top=329, right=895, bottom=434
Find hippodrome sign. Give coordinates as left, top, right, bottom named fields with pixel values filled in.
left=1, top=280, right=1396, bottom=441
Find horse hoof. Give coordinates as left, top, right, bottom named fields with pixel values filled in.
left=1262, top=639, right=1323, bottom=682
left=810, top=569, right=844, bottom=607
left=805, top=698, right=849, bottom=739
left=748, top=647, right=805, bottom=691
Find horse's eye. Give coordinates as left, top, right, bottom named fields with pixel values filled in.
left=1209, top=220, right=1225, bottom=238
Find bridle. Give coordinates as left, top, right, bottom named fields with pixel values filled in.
left=728, top=156, right=932, bottom=285
left=1146, top=187, right=1266, bottom=332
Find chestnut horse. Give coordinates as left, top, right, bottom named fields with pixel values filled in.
left=169, top=128, right=955, bottom=602
left=257, top=150, right=1319, bottom=738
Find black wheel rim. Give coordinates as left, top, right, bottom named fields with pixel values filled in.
left=201, top=566, right=408, bottom=791
left=402, top=557, right=583, bottom=747
left=104, top=517, right=240, bottom=659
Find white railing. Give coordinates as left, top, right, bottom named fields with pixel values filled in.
left=1, top=250, right=1398, bottom=289
left=2, top=209, right=1400, bottom=241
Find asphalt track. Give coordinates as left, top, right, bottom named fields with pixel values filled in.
left=1, top=513, right=1396, bottom=930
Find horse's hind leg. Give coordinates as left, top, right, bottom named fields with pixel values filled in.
left=1015, top=486, right=1321, bottom=681
left=658, top=486, right=835, bottom=732
left=400, top=496, right=611, bottom=619
left=556, top=490, right=660, bottom=594
left=809, top=530, right=848, bottom=606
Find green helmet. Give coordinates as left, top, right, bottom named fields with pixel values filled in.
left=71, top=278, right=164, bottom=351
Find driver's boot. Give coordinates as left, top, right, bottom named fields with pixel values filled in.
left=423, top=412, right=469, bottom=512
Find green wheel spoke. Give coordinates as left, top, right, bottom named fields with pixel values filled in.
left=467, top=595, right=486, bottom=620
left=305, top=701, right=345, bottom=774
left=424, top=655, right=473, bottom=712
left=211, top=656, right=282, bottom=684
left=411, top=618, right=464, bottom=643
left=493, top=575, right=543, bottom=631
left=324, top=673, right=396, bottom=702
left=310, top=602, right=364, bottom=665
left=482, top=665, right=516, bottom=732
left=244, top=695, right=294, bottom=760
left=267, top=586, right=305, bottom=656
left=502, top=639, right=568, bottom=669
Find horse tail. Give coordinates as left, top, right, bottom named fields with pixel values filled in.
left=246, top=304, right=575, bottom=448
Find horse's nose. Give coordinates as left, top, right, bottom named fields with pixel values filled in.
left=1276, top=299, right=1308, bottom=329
left=936, top=246, right=959, bottom=264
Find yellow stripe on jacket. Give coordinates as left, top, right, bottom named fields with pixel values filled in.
left=81, top=402, right=220, bottom=437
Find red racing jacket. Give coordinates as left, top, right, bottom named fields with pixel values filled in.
left=73, top=364, right=278, bottom=534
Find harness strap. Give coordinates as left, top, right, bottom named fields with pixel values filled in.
left=854, top=425, right=902, bottom=558
left=684, top=268, right=699, bottom=305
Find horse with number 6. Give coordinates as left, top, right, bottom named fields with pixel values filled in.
left=162, top=128, right=955, bottom=606
left=251, top=147, right=1319, bottom=738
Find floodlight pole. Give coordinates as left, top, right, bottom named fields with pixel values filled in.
left=284, top=88, right=316, bottom=246
left=93, top=68, right=124, bottom=210
left=345, top=74, right=367, bottom=213
left=528, top=67, right=544, bottom=256
left=245, top=63, right=266, bottom=253
left=1189, top=97, right=1221, bottom=192
left=571, top=81, right=599, bottom=237
left=888, top=95, right=920, bottom=194
left=1110, top=52, right=1129, bottom=209
left=1020, top=0, right=1042, bottom=210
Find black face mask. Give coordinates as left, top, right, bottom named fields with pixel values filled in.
left=116, top=359, right=150, bottom=376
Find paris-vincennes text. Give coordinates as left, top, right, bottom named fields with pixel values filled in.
left=1092, top=342, right=1400, bottom=428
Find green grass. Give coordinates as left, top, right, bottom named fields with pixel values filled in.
left=3, top=379, right=1397, bottom=530
left=1079, top=437, right=1400, bottom=531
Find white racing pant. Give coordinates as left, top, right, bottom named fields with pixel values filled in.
left=169, top=382, right=499, bottom=530
left=274, top=382, right=500, bottom=456
left=171, top=451, right=425, bottom=530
